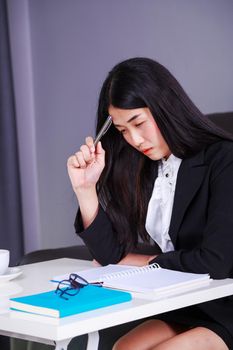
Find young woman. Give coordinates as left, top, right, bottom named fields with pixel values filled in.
left=67, top=58, right=233, bottom=350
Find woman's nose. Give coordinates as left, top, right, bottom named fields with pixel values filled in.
left=129, top=131, right=144, bottom=147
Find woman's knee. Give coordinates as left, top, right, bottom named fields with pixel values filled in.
left=112, top=319, right=183, bottom=350
left=112, top=338, right=124, bottom=350
left=112, top=336, right=134, bottom=350
left=152, top=326, right=229, bottom=350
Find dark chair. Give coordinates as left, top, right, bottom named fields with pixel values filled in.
left=208, top=111, right=233, bottom=134
left=18, top=242, right=160, bottom=266
left=12, top=111, right=233, bottom=350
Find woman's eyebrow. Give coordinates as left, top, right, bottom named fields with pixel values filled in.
left=114, top=114, right=141, bottom=127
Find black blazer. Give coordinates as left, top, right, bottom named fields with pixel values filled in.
left=76, top=140, right=233, bottom=337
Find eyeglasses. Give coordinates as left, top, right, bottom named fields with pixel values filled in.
left=55, top=273, right=101, bottom=300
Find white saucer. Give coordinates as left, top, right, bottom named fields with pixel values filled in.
left=0, top=267, right=22, bottom=284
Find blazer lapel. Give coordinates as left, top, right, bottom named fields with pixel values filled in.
left=169, top=150, right=208, bottom=246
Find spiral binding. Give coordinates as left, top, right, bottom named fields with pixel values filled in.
left=101, top=263, right=160, bottom=281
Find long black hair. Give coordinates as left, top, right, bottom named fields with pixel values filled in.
left=96, top=57, right=232, bottom=252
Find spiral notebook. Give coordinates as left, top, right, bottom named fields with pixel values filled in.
left=53, top=264, right=210, bottom=294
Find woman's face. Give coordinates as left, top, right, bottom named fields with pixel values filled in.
left=108, top=106, right=171, bottom=160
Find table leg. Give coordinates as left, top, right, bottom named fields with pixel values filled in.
left=86, top=331, right=99, bottom=350
left=54, top=332, right=99, bottom=350
left=54, top=338, right=72, bottom=350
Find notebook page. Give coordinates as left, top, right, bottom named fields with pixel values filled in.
left=130, top=279, right=211, bottom=300
left=102, top=268, right=210, bottom=293
left=52, top=264, right=135, bottom=283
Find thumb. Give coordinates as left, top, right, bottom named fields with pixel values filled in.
left=95, top=141, right=105, bottom=161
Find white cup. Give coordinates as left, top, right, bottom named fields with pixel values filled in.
left=0, top=250, right=10, bottom=275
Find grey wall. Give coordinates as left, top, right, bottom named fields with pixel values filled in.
left=8, top=0, right=233, bottom=251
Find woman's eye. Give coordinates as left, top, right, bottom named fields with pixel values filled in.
left=120, top=129, right=126, bottom=134
left=135, top=122, right=144, bottom=127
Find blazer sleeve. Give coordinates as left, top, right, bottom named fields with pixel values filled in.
left=75, top=206, right=125, bottom=265
left=150, top=144, right=233, bottom=279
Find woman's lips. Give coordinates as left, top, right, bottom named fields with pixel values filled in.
left=142, top=148, right=153, bottom=154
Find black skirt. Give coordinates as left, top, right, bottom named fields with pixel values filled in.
left=156, top=304, right=233, bottom=349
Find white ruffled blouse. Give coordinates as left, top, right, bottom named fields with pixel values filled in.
left=145, top=154, right=182, bottom=253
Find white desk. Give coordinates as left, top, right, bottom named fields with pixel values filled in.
left=1, top=258, right=233, bottom=350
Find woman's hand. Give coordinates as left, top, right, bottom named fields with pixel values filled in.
left=118, top=253, right=158, bottom=266
left=67, top=137, right=105, bottom=194
left=67, top=137, right=105, bottom=229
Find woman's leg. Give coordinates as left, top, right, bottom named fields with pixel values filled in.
left=112, top=319, right=187, bottom=350
left=152, top=326, right=228, bottom=350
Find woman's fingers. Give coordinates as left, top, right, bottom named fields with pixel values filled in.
left=85, top=136, right=95, bottom=154
left=95, top=141, right=105, bottom=164
left=68, top=136, right=105, bottom=170
left=67, top=155, right=80, bottom=168
left=80, top=144, right=94, bottom=164
left=67, top=137, right=94, bottom=169
left=76, top=137, right=95, bottom=167
left=74, top=151, right=87, bottom=168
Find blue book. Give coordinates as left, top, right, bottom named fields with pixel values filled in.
left=10, top=286, right=132, bottom=318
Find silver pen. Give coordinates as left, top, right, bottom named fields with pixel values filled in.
left=94, top=115, right=112, bottom=146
